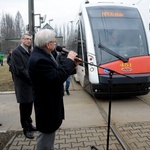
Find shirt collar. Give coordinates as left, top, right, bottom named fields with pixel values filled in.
left=21, top=44, right=28, bottom=52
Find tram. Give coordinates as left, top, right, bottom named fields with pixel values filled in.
left=67, top=0, right=150, bottom=97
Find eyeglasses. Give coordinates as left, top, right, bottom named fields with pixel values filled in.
left=23, top=38, right=32, bottom=41
left=49, top=40, right=56, bottom=43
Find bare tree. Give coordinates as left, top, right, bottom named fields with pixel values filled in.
left=15, top=11, right=25, bottom=38
left=0, top=11, right=26, bottom=53
left=0, top=13, right=16, bottom=52
left=58, top=25, right=63, bottom=37
left=54, top=25, right=58, bottom=37
left=1, top=13, right=15, bottom=39
left=63, top=23, right=66, bottom=45
left=66, top=23, right=73, bottom=49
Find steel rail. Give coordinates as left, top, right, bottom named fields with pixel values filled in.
left=93, top=97, right=132, bottom=150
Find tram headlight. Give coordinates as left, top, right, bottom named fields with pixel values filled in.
left=90, top=67, right=94, bottom=72
left=95, top=89, right=98, bottom=92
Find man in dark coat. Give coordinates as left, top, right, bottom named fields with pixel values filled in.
left=57, top=51, right=76, bottom=96
left=11, top=33, right=37, bottom=139
left=28, top=29, right=81, bottom=150
left=7, top=49, right=14, bottom=81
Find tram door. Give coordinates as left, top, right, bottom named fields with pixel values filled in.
left=75, top=20, right=85, bottom=87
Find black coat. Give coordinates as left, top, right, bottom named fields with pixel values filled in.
left=7, top=53, right=12, bottom=72
left=57, top=52, right=76, bottom=75
left=11, top=45, right=33, bottom=103
left=28, top=47, right=76, bottom=133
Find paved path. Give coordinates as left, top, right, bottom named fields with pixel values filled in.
left=1, top=78, right=150, bottom=149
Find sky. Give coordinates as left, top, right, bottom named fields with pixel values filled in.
left=0, top=0, right=85, bottom=28
left=0, top=0, right=149, bottom=28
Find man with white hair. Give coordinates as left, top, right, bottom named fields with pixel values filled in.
left=28, top=29, right=81, bottom=150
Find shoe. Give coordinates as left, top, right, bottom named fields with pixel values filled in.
left=66, top=90, right=70, bottom=95
left=29, top=125, right=38, bottom=131
left=23, top=129, right=34, bottom=139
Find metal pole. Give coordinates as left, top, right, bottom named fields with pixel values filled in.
left=106, top=72, right=113, bottom=150
left=28, top=0, right=35, bottom=46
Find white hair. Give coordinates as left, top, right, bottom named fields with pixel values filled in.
left=34, top=29, right=56, bottom=48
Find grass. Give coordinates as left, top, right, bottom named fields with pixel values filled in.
left=0, top=60, right=14, bottom=92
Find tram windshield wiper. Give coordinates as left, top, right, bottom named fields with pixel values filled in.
left=98, top=43, right=129, bottom=63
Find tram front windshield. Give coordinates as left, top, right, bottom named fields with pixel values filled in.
left=87, top=6, right=148, bottom=64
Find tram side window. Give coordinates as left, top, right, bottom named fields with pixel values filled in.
left=81, top=19, right=88, bottom=66
left=77, top=24, right=83, bottom=66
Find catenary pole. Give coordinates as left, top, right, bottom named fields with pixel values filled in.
left=28, top=0, right=35, bottom=46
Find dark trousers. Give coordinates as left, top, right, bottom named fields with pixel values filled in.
left=19, top=102, right=33, bottom=129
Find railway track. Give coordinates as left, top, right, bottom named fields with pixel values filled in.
left=137, top=96, right=150, bottom=107
left=92, top=96, right=146, bottom=150
left=91, top=94, right=150, bottom=150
